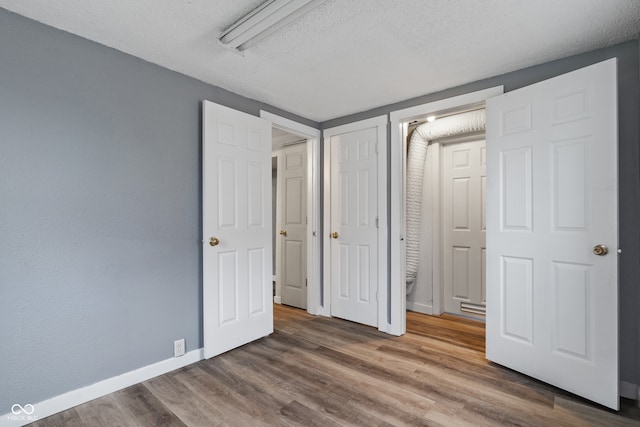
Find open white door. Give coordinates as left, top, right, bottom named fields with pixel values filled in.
left=486, top=59, right=618, bottom=409
left=203, top=100, right=273, bottom=359
left=279, top=143, right=308, bottom=309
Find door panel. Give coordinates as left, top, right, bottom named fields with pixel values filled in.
left=443, top=139, right=486, bottom=316
left=203, top=100, right=272, bottom=359
left=329, top=127, right=378, bottom=327
left=486, top=59, right=618, bottom=409
left=279, top=143, right=307, bottom=309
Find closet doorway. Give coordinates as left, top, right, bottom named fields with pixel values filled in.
left=404, top=110, right=489, bottom=321
left=388, top=87, right=504, bottom=335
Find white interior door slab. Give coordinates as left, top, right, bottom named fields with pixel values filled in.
left=328, top=126, right=379, bottom=327
left=279, top=143, right=307, bottom=309
left=443, top=139, right=486, bottom=316
left=486, top=59, right=618, bottom=409
left=202, top=100, right=273, bottom=359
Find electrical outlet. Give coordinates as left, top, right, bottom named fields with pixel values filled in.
left=174, top=338, right=185, bottom=357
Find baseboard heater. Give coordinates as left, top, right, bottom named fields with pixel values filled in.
left=460, top=302, right=486, bottom=316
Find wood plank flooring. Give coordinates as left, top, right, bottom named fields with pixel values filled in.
left=30, top=305, right=640, bottom=426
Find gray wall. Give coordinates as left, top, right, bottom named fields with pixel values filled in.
left=0, top=8, right=317, bottom=408
left=322, top=40, right=640, bottom=387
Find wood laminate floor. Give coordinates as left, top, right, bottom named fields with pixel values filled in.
left=30, top=305, right=640, bottom=426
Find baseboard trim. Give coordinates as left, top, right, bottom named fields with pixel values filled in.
left=274, top=296, right=282, bottom=304
left=1, top=348, right=204, bottom=427
left=619, top=381, right=638, bottom=400
left=406, top=301, right=433, bottom=315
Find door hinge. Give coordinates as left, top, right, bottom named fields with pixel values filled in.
left=375, top=216, right=379, bottom=228
left=306, top=278, right=308, bottom=287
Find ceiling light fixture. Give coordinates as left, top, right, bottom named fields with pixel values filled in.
left=218, top=0, right=326, bottom=52
left=426, top=115, right=436, bottom=122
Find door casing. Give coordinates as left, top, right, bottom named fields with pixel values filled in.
left=389, top=87, right=505, bottom=335
left=260, top=111, right=322, bottom=315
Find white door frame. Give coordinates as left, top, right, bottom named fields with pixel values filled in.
left=260, top=111, right=322, bottom=315
left=323, top=116, right=388, bottom=328
left=389, top=87, right=504, bottom=336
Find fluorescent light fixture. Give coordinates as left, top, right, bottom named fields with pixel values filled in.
left=219, top=0, right=326, bottom=52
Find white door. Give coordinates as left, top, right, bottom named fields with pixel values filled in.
left=278, top=143, right=307, bottom=309
left=202, top=100, right=273, bottom=359
left=486, top=59, right=618, bottom=409
left=328, top=126, right=379, bottom=327
left=443, top=139, right=486, bottom=317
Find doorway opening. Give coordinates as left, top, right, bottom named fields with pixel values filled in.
left=388, top=86, right=504, bottom=336
left=404, top=109, right=487, bottom=321
left=261, top=110, right=322, bottom=316
left=272, top=128, right=308, bottom=309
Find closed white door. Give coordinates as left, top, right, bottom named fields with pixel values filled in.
left=328, top=127, right=379, bottom=327
left=278, top=143, right=307, bottom=309
left=202, top=100, right=273, bottom=359
left=443, top=139, right=486, bottom=316
left=486, top=59, right=618, bottom=409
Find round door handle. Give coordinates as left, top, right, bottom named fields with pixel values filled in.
left=593, top=244, right=608, bottom=256
left=279, top=230, right=287, bottom=236
left=209, top=237, right=220, bottom=247
left=330, top=231, right=339, bottom=239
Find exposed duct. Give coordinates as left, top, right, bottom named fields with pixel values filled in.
left=405, top=109, right=486, bottom=293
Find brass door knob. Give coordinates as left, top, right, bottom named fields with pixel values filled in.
left=331, top=231, right=339, bottom=239
left=593, top=244, right=608, bottom=256
left=209, top=237, right=220, bottom=247
left=279, top=230, right=287, bottom=236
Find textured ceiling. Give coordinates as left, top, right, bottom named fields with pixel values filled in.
left=1, top=0, right=639, bottom=122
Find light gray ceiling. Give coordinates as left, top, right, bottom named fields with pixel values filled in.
left=1, top=0, right=639, bottom=122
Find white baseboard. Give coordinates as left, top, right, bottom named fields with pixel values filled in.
left=406, top=301, right=433, bottom=315
left=274, top=296, right=281, bottom=304
left=619, top=380, right=638, bottom=400
left=1, top=348, right=204, bottom=427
